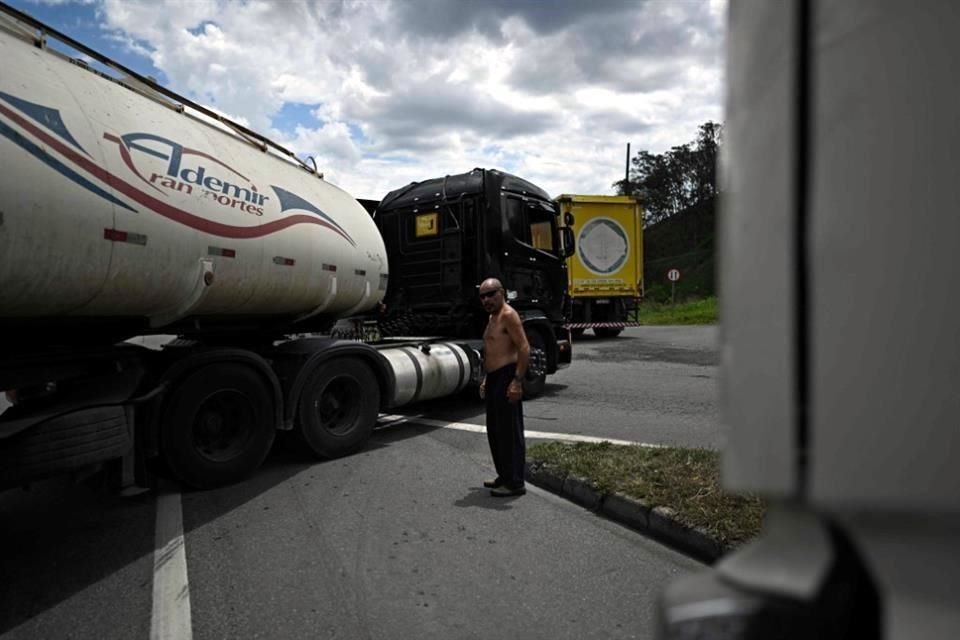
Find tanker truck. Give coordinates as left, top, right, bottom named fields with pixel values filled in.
left=0, top=4, right=572, bottom=491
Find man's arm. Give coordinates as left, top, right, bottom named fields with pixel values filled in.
left=505, top=310, right=530, bottom=381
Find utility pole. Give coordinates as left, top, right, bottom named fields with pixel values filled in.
left=624, top=143, right=631, bottom=193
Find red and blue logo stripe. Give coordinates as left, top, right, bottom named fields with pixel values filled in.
left=0, top=91, right=356, bottom=246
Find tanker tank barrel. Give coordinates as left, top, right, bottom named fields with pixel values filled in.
left=0, top=4, right=388, bottom=339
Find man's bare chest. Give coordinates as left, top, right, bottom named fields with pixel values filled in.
left=484, top=318, right=508, bottom=342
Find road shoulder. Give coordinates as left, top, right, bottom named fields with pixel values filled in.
left=526, top=459, right=724, bottom=563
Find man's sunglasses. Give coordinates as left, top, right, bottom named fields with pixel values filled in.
left=479, top=289, right=500, bottom=300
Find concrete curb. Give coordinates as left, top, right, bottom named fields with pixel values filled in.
left=525, top=460, right=724, bottom=564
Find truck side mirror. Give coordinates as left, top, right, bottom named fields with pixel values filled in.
left=561, top=227, right=575, bottom=258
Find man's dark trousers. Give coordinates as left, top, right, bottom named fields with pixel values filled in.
left=485, top=363, right=526, bottom=488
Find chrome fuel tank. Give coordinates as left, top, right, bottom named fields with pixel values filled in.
left=380, top=342, right=478, bottom=408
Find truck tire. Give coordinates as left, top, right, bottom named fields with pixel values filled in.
left=594, top=327, right=623, bottom=338
left=294, top=358, right=379, bottom=458
left=0, top=406, right=129, bottom=489
left=522, top=331, right=547, bottom=399
left=160, top=363, right=275, bottom=489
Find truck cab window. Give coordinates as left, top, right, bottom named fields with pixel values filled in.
left=530, top=220, right=553, bottom=251
left=505, top=197, right=556, bottom=252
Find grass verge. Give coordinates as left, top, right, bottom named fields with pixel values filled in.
left=527, top=441, right=764, bottom=549
left=637, top=297, right=718, bottom=325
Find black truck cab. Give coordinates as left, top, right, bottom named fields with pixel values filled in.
left=371, top=168, right=574, bottom=387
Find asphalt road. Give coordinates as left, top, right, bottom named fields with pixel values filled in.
left=417, top=325, right=722, bottom=449
left=0, top=326, right=719, bottom=639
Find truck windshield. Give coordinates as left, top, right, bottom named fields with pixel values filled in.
left=504, top=197, right=557, bottom=253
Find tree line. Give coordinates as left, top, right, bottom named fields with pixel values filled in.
left=614, top=121, right=721, bottom=226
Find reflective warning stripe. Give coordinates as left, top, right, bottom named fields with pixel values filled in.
left=104, top=228, right=147, bottom=245
left=208, top=246, right=237, bottom=258
left=562, top=322, right=642, bottom=329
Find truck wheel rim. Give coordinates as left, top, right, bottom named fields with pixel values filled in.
left=315, top=376, right=361, bottom=435
left=192, top=389, right=255, bottom=462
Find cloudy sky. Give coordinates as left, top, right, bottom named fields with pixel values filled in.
left=6, top=0, right=726, bottom=200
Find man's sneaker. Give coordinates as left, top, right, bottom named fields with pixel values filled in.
left=490, top=484, right=526, bottom=497
left=483, top=478, right=504, bottom=489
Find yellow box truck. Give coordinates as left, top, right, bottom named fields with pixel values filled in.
left=556, top=194, right=643, bottom=338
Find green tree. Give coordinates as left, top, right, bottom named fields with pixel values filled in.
left=692, top=121, right=721, bottom=204
left=615, top=121, right=721, bottom=226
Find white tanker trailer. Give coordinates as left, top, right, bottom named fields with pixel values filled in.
left=0, top=4, right=571, bottom=490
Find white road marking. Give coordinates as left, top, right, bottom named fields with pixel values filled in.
left=152, top=491, right=193, bottom=640
left=143, top=413, right=647, bottom=640
left=378, top=414, right=662, bottom=448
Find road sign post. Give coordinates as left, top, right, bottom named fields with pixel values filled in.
left=667, top=269, right=680, bottom=305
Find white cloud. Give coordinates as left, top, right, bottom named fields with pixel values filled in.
left=51, top=0, right=726, bottom=198
left=25, top=0, right=95, bottom=5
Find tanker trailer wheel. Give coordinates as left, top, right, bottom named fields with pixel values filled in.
left=295, top=358, right=379, bottom=458
left=160, top=363, right=275, bottom=489
left=522, top=330, right=547, bottom=399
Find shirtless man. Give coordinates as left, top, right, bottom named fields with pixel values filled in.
left=477, top=277, right=530, bottom=497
